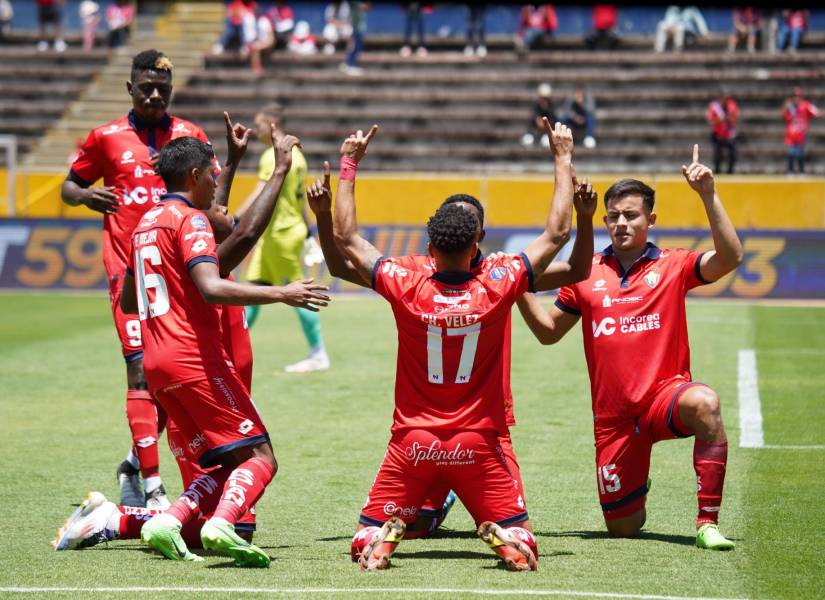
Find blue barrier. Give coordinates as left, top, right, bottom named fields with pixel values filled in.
left=1, top=219, right=823, bottom=299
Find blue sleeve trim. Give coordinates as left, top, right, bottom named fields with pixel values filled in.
left=694, top=252, right=711, bottom=284
left=68, top=169, right=93, bottom=188
left=519, top=252, right=535, bottom=293
left=186, top=255, right=218, bottom=271
left=554, top=298, right=581, bottom=316
left=370, top=256, right=386, bottom=290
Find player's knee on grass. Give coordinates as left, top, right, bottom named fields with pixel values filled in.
left=605, top=509, right=646, bottom=538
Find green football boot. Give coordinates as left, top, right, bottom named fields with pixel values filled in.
left=696, top=523, right=735, bottom=551
left=141, top=513, right=203, bottom=562
left=200, top=517, right=271, bottom=568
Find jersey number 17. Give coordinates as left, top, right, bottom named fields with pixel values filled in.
left=426, top=323, right=481, bottom=384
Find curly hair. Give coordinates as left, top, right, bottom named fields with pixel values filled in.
left=157, top=137, right=214, bottom=191
left=131, top=49, right=173, bottom=81
left=426, top=203, right=479, bottom=255
left=441, top=193, right=485, bottom=228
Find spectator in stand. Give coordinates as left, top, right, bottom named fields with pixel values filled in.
left=560, top=86, right=597, bottom=148
left=37, top=0, right=66, bottom=52
left=400, top=2, right=429, bottom=57
left=728, top=7, right=762, bottom=53
left=707, top=90, right=739, bottom=174
left=340, top=1, right=368, bottom=76
left=79, top=1, right=101, bottom=51
left=783, top=87, right=820, bottom=174
left=521, top=83, right=557, bottom=148
left=106, top=0, right=135, bottom=48
left=214, top=0, right=256, bottom=54
left=268, top=1, right=295, bottom=50
left=322, top=1, right=352, bottom=55
left=776, top=10, right=808, bottom=53
left=464, top=2, right=486, bottom=57
left=288, top=20, right=317, bottom=55
left=654, top=6, right=708, bottom=53
left=0, top=0, right=11, bottom=42
left=516, top=4, right=557, bottom=53
left=585, top=4, right=619, bottom=50
left=245, top=8, right=274, bottom=74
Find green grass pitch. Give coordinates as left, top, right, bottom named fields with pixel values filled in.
left=0, top=293, right=823, bottom=599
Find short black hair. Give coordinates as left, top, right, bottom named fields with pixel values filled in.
left=427, top=203, right=479, bottom=255
left=441, top=193, right=485, bottom=227
left=259, top=102, right=285, bottom=126
left=131, top=49, right=173, bottom=81
left=604, top=178, right=655, bottom=212
left=157, top=137, right=214, bottom=190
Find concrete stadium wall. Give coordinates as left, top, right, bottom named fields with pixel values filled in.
left=2, top=170, right=824, bottom=229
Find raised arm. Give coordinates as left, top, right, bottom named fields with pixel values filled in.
left=516, top=294, right=580, bottom=345
left=681, top=144, right=744, bottom=282
left=217, top=125, right=301, bottom=276
left=532, top=172, right=596, bottom=291
left=213, top=111, right=252, bottom=208
left=522, top=119, right=575, bottom=276
left=332, top=125, right=383, bottom=283
left=307, top=160, right=369, bottom=286
left=189, top=260, right=330, bottom=310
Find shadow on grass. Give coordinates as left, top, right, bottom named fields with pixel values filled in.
left=541, top=529, right=706, bottom=546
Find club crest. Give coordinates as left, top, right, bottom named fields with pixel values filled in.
left=644, top=270, right=661, bottom=289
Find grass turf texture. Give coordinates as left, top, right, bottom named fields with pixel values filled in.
left=0, top=293, right=823, bottom=599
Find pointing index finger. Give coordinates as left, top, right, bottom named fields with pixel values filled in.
left=692, top=144, right=699, bottom=164
left=322, top=160, right=330, bottom=186
left=365, top=124, right=379, bottom=143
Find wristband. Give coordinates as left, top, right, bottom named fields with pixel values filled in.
left=339, top=156, right=359, bottom=181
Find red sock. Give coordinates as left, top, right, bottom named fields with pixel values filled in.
left=166, top=466, right=233, bottom=526
left=211, top=457, right=274, bottom=525
left=117, top=505, right=164, bottom=539
left=126, top=390, right=160, bottom=479
left=350, top=526, right=379, bottom=561
left=694, top=439, right=728, bottom=527
left=505, top=526, right=538, bottom=561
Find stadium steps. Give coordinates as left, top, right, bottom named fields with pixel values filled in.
left=23, top=1, right=224, bottom=171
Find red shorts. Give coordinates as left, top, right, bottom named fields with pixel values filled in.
left=166, top=418, right=256, bottom=532
left=152, top=365, right=269, bottom=470
left=108, top=273, right=143, bottom=361
left=360, top=429, right=528, bottom=528
left=419, top=432, right=525, bottom=517
left=594, top=376, right=708, bottom=520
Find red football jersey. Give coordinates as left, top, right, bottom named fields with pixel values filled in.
left=220, top=295, right=253, bottom=393
left=392, top=253, right=517, bottom=427
left=128, top=194, right=229, bottom=391
left=70, top=111, right=212, bottom=279
left=555, top=243, right=707, bottom=421
left=372, top=253, right=533, bottom=435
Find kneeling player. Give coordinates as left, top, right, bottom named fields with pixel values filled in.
left=331, top=122, right=575, bottom=571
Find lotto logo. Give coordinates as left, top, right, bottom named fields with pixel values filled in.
left=136, top=436, right=156, bottom=448
left=382, top=262, right=408, bottom=278
left=592, top=317, right=616, bottom=337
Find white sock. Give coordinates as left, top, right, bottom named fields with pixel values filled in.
left=144, top=475, right=162, bottom=495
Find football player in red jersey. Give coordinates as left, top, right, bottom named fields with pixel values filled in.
left=117, top=137, right=328, bottom=566
left=329, top=120, right=579, bottom=572
left=517, top=145, right=743, bottom=550
left=52, top=121, right=305, bottom=554
left=60, top=50, right=233, bottom=510
left=307, top=163, right=597, bottom=541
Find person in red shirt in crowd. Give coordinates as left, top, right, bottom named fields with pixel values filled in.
left=517, top=4, right=557, bottom=52
left=776, top=9, right=808, bottom=53
left=52, top=117, right=308, bottom=555
left=706, top=90, right=739, bottom=174
left=214, top=0, right=256, bottom=54
left=60, top=50, right=233, bottom=511
left=783, top=86, right=820, bottom=174
left=120, top=137, right=328, bottom=566
left=329, top=120, right=579, bottom=572
left=516, top=144, right=743, bottom=550
left=585, top=4, right=619, bottom=50
left=728, top=7, right=761, bottom=53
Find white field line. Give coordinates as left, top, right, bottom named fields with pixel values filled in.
left=762, top=444, right=825, bottom=450
left=738, top=349, right=764, bottom=448
left=0, top=588, right=752, bottom=600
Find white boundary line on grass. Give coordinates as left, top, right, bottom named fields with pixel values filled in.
left=0, top=587, right=751, bottom=599
left=737, top=349, right=825, bottom=450
left=738, top=349, right=764, bottom=448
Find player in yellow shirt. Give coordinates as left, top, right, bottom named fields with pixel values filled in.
left=237, top=103, right=329, bottom=373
